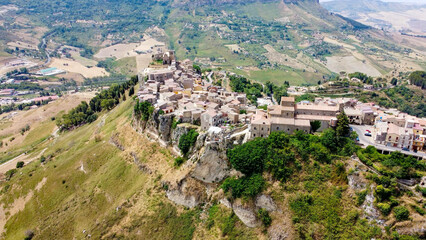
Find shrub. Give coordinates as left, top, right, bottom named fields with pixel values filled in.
left=258, top=208, right=272, bottom=227
left=171, top=118, right=179, bottom=129
left=377, top=203, right=391, bottom=216
left=174, top=157, right=185, bottom=167
left=375, top=185, right=392, bottom=202
left=411, top=204, right=425, bottom=216
left=221, top=213, right=238, bottom=237
left=310, top=142, right=330, bottom=163
left=16, top=161, right=24, bottom=168
left=40, top=155, right=46, bottom=163
left=221, top=174, right=265, bottom=199
left=356, top=190, right=368, bottom=206
left=415, top=185, right=426, bottom=197
left=5, top=169, right=17, bottom=180
left=394, top=206, right=409, bottom=221
left=95, top=135, right=102, bottom=142
left=178, top=129, right=199, bottom=157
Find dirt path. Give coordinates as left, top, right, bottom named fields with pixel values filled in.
left=0, top=125, right=59, bottom=175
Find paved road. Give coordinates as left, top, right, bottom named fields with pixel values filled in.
left=207, top=72, right=213, bottom=83
left=350, top=124, right=426, bottom=159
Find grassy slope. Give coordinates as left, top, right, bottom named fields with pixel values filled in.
left=0, top=97, right=257, bottom=239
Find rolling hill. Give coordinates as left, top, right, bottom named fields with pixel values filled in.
left=1, top=0, right=425, bottom=86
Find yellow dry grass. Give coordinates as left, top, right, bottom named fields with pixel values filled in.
left=49, top=58, right=109, bottom=78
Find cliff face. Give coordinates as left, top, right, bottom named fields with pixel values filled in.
left=132, top=111, right=280, bottom=228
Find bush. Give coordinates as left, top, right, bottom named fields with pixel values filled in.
left=5, top=169, right=17, bottom=180
left=174, top=157, right=185, bottom=167
left=415, top=185, right=426, bottom=197
left=394, top=206, right=409, bottom=221
left=40, top=155, right=46, bottom=163
left=227, top=138, right=266, bottom=175
left=171, top=118, right=179, bottom=129
left=310, top=142, right=330, bottom=163
left=178, top=129, right=199, bottom=157
left=377, top=203, right=391, bottom=216
left=356, top=190, right=367, bottom=206
left=375, top=185, right=392, bottom=202
left=16, top=161, right=24, bottom=168
left=258, top=208, right=272, bottom=227
left=411, top=204, right=425, bottom=216
left=221, top=174, right=265, bottom=199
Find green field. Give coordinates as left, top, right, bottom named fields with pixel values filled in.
left=245, top=68, right=322, bottom=86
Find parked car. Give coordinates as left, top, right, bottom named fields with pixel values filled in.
left=364, top=132, right=372, bottom=137
left=402, top=147, right=410, bottom=151
left=356, top=137, right=359, bottom=142
left=366, top=129, right=371, bottom=133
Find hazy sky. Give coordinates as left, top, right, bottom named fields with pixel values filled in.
left=320, top=0, right=426, bottom=3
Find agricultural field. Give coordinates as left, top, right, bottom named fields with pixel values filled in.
left=49, top=58, right=109, bottom=78
left=324, top=55, right=382, bottom=77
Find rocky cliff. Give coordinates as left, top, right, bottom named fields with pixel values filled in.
left=132, top=111, right=281, bottom=228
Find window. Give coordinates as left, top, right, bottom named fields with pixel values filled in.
left=254, top=127, right=257, bottom=130
left=277, top=127, right=279, bottom=130
left=253, top=134, right=256, bottom=137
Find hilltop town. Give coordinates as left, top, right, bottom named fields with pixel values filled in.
left=138, top=51, right=426, bottom=158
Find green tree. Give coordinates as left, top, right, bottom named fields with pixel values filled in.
left=221, top=174, right=265, bottom=198
left=129, top=86, right=135, bottom=96
left=310, top=120, right=321, bottom=133
left=227, top=138, right=266, bottom=175
left=16, top=161, right=24, bottom=168
left=320, top=128, right=338, bottom=152
left=101, top=99, right=115, bottom=110
left=336, top=111, right=350, bottom=137
left=390, top=78, right=398, bottom=86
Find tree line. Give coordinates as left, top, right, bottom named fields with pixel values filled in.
left=408, top=71, right=426, bottom=89
left=56, top=76, right=138, bottom=131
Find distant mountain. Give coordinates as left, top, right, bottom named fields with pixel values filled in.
left=322, top=0, right=426, bottom=34
left=322, top=0, right=421, bottom=14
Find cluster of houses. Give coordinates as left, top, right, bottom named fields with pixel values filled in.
left=250, top=97, right=375, bottom=138
left=374, top=111, right=426, bottom=152
left=136, top=51, right=425, bottom=153
left=137, top=52, right=250, bottom=131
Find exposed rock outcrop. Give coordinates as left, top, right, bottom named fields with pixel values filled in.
left=232, top=200, right=260, bottom=228
left=255, top=194, right=277, bottom=212
left=191, top=142, right=230, bottom=183
left=268, top=224, right=290, bottom=240
left=166, top=177, right=207, bottom=208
